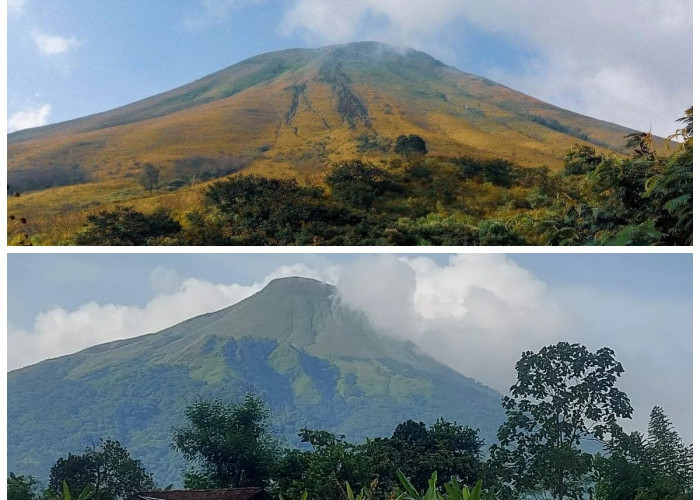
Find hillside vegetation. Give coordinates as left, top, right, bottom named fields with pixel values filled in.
left=8, top=42, right=684, bottom=246
left=9, top=342, right=692, bottom=500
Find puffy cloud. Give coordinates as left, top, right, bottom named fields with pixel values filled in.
left=335, top=254, right=566, bottom=392
left=7, top=103, right=51, bottom=132
left=32, top=31, right=81, bottom=56
left=280, top=0, right=691, bottom=135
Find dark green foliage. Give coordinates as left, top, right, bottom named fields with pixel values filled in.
left=74, top=206, right=182, bottom=245
left=594, top=407, right=692, bottom=500
left=188, top=175, right=362, bottom=245
left=528, top=114, right=594, bottom=144
left=274, top=418, right=485, bottom=500
left=642, top=406, right=693, bottom=498
left=325, top=160, right=398, bottom=210
left=362, top=419, right=485, bottom=497
left=48, top=439, right=155, bottom=500
left=593, top=425, right=647, bottom=500
left=172, top=395, right=281, bottom=488
left=395, top=134, right=428, bottom=156
left=275, top=429, right=372, bottom=500
left=139, top=163, right=159, bottom=194
left=8, top=164, right=90, bottom=193
left=7, top=473, right=41, bottom=500
left=563, top=144, right=603, bottom=176
left=454, top=157, right=514, bottom=187
left=489, top=342, right=633, bottom=500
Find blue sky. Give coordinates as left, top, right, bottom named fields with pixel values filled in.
left=7, top=253, right=692, bottom=441
left=6, top=0, right=692, bottom=136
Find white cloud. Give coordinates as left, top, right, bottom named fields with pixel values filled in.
left=32, top=31, right=81, bottom=56
left=8, top=0, right=27, bottom=15
left=335, top=254, right=566, bottom=392
left=7, top=103, right=51, bottom=132
left=279, top=0, right=691, bottom=136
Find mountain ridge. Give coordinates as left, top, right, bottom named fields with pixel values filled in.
left=8, top=276, right=505, bottom=485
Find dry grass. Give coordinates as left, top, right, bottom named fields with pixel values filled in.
left=7, top=46, right=644, bottom=245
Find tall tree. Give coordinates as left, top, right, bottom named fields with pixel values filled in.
left=139, top=163, right=160, bottom=194
left=640, top=406, right=693, bottom=499
left=172, top=394, right=281, bottom=488
left=48, top=439, right=155, bottom=500
left=489, top=342, right=633, bottom=500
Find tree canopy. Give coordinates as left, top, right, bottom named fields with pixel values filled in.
left=489, top=342, right=633, bottom=500
left=48, top=439, right=155, bottom=500
left=172, top=395, right=281, bottom=488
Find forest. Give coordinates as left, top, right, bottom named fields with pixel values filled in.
left=8, top=342, right=692, bottom=500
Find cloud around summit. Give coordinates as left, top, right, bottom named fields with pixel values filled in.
left=7, top=254, right=691, bottom=440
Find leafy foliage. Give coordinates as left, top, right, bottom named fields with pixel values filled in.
left=48, top=439, right=155, bottom=500
left=7, top=473, right=41, bottom=500
left=396, top=471, right=493, bottom=500
left=489, top=342, right=633, bottom=500
left=73, top=206, right=182, bottom=245
left=594, top=407, right=692, bottom=500
left=395, top=135, right=428, bottom=156
left=172, top=395, right=281, bottom=488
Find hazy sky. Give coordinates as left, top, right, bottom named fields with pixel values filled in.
left=7, top=252, right=692, bottom=442
left=6, top=0, right=691, bottom=136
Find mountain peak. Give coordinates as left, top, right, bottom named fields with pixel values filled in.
left=8, top=272, right=505, bottom=486
left=262, top=276, right=334, bottom=295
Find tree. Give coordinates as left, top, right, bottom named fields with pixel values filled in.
left=48, top=439, right=155, bottom=500
left=640, top=406, right=693, bottom=499
left=489, top=342, right=633, bottom=500
left=139, top=163, right=159, bottom=194
left=592, top=424, right=646, bottom=500
left=395, top=134, right=428, bottom=156
left=594, top=407, right=692, bottom=500
left=274, top=429, right=371, bottom=500
left=172, top=395, right=281, bottom=488
left=7, top=473, right=41, bottom=500
left=363, top=419, right=484, bottom=497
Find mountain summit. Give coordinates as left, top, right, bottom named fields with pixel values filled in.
left=8, top=276, right=504, bottom=485
left=8, top=41, right=636, bottom=181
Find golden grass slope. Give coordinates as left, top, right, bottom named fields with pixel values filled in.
left=7, top=41, right=648, bottom=243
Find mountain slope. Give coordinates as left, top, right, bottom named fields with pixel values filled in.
left=8, top=41, right=638, bottom=184
left=7, top=277, right=505, bottom=486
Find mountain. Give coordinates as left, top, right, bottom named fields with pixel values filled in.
left=7, top=277, right=505, bottom=486
left=8, top=42, right=638, bottom=189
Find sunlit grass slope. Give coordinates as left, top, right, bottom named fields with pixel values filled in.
left=8, top=41, right=646, bottom=243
